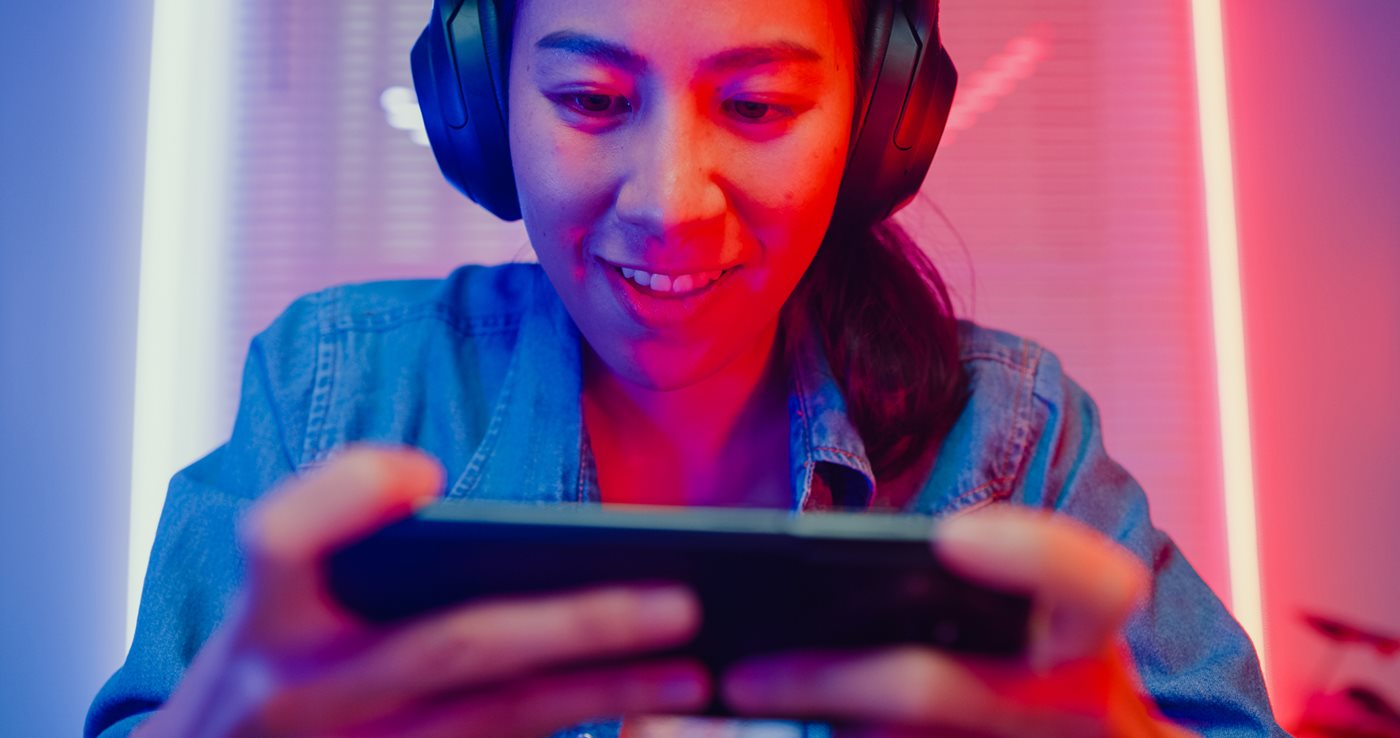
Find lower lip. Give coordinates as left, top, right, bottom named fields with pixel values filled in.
left=601, top=260, right=737, bottom=330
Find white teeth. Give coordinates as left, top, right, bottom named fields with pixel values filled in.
left=617, top=265, right=730, bottom=295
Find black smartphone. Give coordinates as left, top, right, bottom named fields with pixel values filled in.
left=325, top=502, right=1031, bottom=714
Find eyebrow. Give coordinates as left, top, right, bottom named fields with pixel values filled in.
left=535, top=31, right=823, bottom=75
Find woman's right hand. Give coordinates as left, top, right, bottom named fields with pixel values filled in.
left=135, top=445, right=709, bottom=738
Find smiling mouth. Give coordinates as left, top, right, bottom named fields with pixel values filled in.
left=608, top=264, right=737, bottom=297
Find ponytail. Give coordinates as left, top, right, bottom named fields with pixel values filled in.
left=783, top=219, right=967, bottom=482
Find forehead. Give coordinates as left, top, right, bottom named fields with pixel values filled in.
left=513, top=0, right=854, bottom=67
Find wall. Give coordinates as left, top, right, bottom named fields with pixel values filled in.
left=1225, top=0, right=1400, bottom=722
left=0, top=1, right=153, bottom=735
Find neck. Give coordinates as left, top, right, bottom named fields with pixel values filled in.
left=582, top=322, right=791, bottom=507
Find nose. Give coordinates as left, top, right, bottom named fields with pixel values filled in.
left=613, top=97, right=727, bottom=240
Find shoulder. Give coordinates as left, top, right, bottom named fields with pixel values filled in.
left=257, top=262, right=543, bottom=344
left=949, top=327, right=1282, bottom=735
left=244, top=262, right=549, bottom=470
left=956, top=319, right=1078, bottom=405
left=912, top=320, right=1098, bottom=514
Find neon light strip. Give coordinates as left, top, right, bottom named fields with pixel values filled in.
left=1188, top=0, right=1266, bottom=676
left=128, top=0, right=235, bottom=647
left=943, top=30, right=1050, bottom=145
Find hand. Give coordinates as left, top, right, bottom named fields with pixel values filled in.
left=719, top=507, right=1195, bottom=738
left=136, top=445, right=710, bottom=738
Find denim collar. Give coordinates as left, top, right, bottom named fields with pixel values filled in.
left=445, top=271, right=876, bottom=512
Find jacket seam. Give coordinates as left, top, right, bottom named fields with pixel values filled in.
left=1000, top=339, right=1044, bottom=499
left=325, top=300, right=523, bottom=339
left=791, top=357, right=817, bottom=511
left=959, top=350, right=1036, bottom=371
left=249, top=335, right=299, bottom=473
left=302, top=291, right=340, bottom=466
left=939, top=477, right=1016, bottom=514
left=811, top=445, right=870, bottom=469
left=448, top=328, right=523, bottom=499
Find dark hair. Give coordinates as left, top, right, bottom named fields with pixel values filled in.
left=781, top=0, right=967, bottom=483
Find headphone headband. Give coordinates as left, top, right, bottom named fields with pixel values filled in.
left=413, top=0, right=956, bottom=227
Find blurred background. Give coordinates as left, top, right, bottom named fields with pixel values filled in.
left=1, top=0, right=1396, bottom=735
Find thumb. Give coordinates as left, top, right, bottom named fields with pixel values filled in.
left=934, top=507, right=1148, bottom=670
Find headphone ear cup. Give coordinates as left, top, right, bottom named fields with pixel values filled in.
left=413, top=0, right=522, bottom=221
left=835, top=0, right=957, bottom=228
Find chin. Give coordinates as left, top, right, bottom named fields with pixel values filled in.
left=587, top=331, right=736, bottom=392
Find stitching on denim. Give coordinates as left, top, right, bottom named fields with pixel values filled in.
left=941, top=476, right=1015, bottom=513
left=577, top=427, right=597, bottom=503
left=959, top=351, right=1035, bottom=371
left=326, top=301, right=523, bottom=338
left=998, top=339, right=1042, bottom=497
left=449, top=326, right=523, bottom=499
left=810, top=445, right=876, bottom=489
left=811, top=445, right=868, bottom=466
left=301, top=290, right=338, bottom=467
left=250, top=336, right=298, bottom=472
left=791, top=354, right=818, bottom=511
left=943, top=488, right=1008, bottom=516
left=1000, top=340, right=1030, bottom=483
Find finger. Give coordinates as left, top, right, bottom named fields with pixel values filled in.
left=244, top=444, right=445, bottom=563
left=722, top=647, right=1112, bottom=738
left=278, top=583, right=702, bottom=728
left=832, top=725, right=975, bottom=738
left=725, top=648, right=1010, bottom=734
left=346, top=659, right=710, bottom=738
left=237, top=444, right=444, bottom=642
left=933, top=507, right=1148, bottom=667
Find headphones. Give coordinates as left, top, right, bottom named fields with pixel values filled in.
left=411, top=0, right=956, bottom=227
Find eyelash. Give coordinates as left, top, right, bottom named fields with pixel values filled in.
left=548, top=92, right=792, bottom=126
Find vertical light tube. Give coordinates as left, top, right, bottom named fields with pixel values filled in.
left=128, top=0, right=236, bottom=646
left=1188, top=0, right=1266, bottom=676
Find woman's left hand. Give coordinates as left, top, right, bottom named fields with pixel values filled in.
left=719, top=507, right=1196, bottom=738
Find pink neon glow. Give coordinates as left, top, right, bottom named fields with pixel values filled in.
left=1187, top=0, right=1266, bottom=677
left=942, top=29, right=1050, bottom=144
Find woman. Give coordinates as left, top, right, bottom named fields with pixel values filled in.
left=86, top=0, right=1284, bottom=735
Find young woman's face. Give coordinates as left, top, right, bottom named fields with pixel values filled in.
left=509, top=0, right=857, bottom=390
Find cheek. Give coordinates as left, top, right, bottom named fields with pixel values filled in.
left=509, top=101, right=621, bottom=269
left=729, top=111, right=848, bottom=225
left=729, top=127, right=848, bottom=276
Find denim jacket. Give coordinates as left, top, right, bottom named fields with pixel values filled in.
left=86, top=262, right=1284, bottom=738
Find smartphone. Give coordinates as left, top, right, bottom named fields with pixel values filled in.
left=326, top=501, right=1031, bottom=711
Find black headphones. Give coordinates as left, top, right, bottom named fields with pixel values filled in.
left=411, top=0, right=956, bottom=227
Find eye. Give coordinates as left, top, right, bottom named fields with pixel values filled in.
left=722, top=98, right=788, bottom=124
left=559, top=92, right=632, bottom=118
